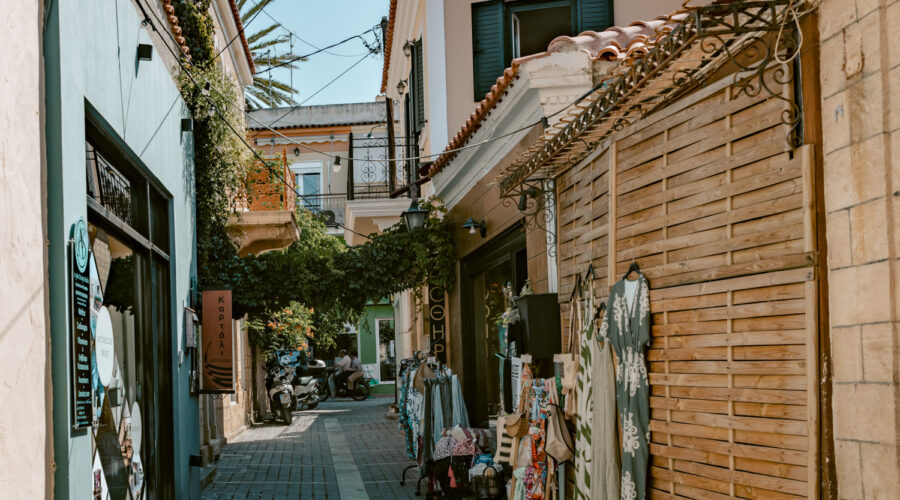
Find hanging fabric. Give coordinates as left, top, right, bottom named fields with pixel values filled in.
left=604, top=271, right=651, bottom=500
left=592, top=304, right=620, bottom=500
left=572, top=277, right=595, bottom=499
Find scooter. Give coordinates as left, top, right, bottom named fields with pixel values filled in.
left=324, top=367, right=370, bottom=401
left=287, top=365, right=321, bottom=410
left=265, top=364, right=295, bottom=425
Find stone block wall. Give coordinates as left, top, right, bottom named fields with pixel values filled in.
left=818, top=1, right=900, bottom=498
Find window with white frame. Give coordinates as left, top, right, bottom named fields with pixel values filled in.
left=376, top=318, right=396, bottom=382
left=290, top=161, right=323, bottom=209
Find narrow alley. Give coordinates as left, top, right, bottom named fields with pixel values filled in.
left=202, top=398, right=419, bottom=500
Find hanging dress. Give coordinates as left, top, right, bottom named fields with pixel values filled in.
left=593, top=308, right=620, bottom=500
left=604, top=274, right=651, bottom=500
left=572, top=282, right=593, bottom=499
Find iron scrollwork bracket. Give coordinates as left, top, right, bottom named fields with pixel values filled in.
left=501, top=179, right=558, bottom=258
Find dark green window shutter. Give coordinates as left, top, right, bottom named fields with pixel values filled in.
left=471, top=0, right=505, bottom=99
left=413, top=39, right=425, bottom=132
left=577, top=0, right=614, bottom=32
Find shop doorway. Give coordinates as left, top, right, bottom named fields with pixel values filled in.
left=460, top=225, right=527, bottom=427
left=85, top=121, right=174, bottom=499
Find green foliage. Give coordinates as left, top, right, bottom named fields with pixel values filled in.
left=174, top=3, right=454, bottom=355
left=220, top=198, right=455, bottom=321
left=174, top=0, right=216, bottom=68
left=178, top=66, right=249, bottom=288
left=247, top=301, right=314, bottom=358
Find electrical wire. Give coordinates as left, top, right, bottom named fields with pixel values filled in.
left=260, top=27, right=379, bottom=73
left=213, top=0, right=265, bottom=63
left=265, top=53, right=372, bottom=128
left=137, top=0, right=373, bottom=240
left=258, top=8, right=369, bottom=58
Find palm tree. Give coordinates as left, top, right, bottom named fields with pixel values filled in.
left=239, top=0, right=303, bottom=110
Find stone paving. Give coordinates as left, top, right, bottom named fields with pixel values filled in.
left=202, top=397, right=420, bottom=499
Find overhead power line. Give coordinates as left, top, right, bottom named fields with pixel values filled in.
left=137, top=0, right=373, bottom=239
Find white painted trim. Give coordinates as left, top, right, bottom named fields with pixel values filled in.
left=544, top=179, right=558, bottom=293
left=345, top=197, right=411, bottom=219
left=425, top=0, right=448, bottom=155
left=255, top=135, right=349, bottom=146
left=210, top=0, right=253, bottom=88
left=373, top=317, right=395, bottom=383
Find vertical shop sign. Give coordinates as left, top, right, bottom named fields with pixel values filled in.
left=428, top=285, right=447, bottom=363
left=200, top=290, right=234, bottom=392
left=71, top=217, right=93, bottom=429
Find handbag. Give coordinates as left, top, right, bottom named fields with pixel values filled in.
left=505, top=381, right=530, bottom=438
left=545, top=403, right=574, bottom=463
left=412, top=362, right=434, bottom=393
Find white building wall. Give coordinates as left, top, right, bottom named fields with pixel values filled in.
left=0, top=0, right=50, bottom=498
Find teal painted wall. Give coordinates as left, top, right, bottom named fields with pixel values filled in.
left=44, top=0, right=199, bottom=498
left=358, top=301, right=395, bottom=395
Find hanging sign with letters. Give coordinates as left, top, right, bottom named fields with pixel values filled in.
left=427, top=284, right=447, bottom=363
left=200, top=289, right=234, bottom=393
left=70, top=217, right=94, bottom=429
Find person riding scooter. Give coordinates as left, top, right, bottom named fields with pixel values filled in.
left=347, top=354, right=364, bottom=390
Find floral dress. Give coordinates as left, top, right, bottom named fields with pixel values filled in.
left=603, top=274, right=651, bottom=500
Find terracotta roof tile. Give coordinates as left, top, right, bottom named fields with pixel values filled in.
left=162, top=0, right=191, bottom=60
left=546, top=14, right=688, bottom=61
left=228, top=0, right=256, bottom=75
left=428, top=11, right=690, bottom=178
left=380, top=0, right=398, bottom=94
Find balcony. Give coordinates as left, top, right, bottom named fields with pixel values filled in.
left=340, top=133, right=423, bottom=245
left=346, top=133, right=418, bottom=200
left=299, top=193, right=347, bottom=228
left=228, top=150, right=300, bottom=256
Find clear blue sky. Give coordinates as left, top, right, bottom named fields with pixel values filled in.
left=252, top=0, right=390, bottom=106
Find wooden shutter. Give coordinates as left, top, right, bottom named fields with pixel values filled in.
left=413, top=39, right=425, bottom=132
left=577, top=0, right=613, bottom=32
left=471, top=0, right=505, bottom=99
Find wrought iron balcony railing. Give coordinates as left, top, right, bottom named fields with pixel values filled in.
left=347, top=133, right=418, bottom=200
left=298, top=193, right=346, bottom=227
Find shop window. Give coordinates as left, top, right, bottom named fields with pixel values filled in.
left=460, top=226, right=528, bottom=426
left=376, top=318, right=396, bottom=382
left=85, top=122, right=174, bottom=499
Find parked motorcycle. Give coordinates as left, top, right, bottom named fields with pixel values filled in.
left=265, top=364, right=295, bottom=425
left=286, top=365, right=321, bottom=410
left=297, top=359, right=330, bottom=402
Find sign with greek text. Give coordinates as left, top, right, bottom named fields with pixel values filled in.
left=200, top=289, right=234, bottom=393
left=427, top=285, right=447, bottom=363
left=71, top=217, right=94, bottom=429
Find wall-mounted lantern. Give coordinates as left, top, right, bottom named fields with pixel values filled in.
left=137, top=43, right=153, bottom=62
left=461, top=218, right=486, bottom=238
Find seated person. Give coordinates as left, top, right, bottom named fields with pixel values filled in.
left=347, top=354, right=364, bottom=390
left=334, top=349, right=352, bottom=386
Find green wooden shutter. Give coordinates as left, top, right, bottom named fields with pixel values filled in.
left=471, top=0, right=505, bottom=99
left=576, top=0, right=614, bottom=32
left=413, top=39, right=425, bottom=132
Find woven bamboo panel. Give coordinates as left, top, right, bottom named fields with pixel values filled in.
left=557, top=147, right=611, bottom=349
left=608, top=76, right=819, bottom=499
left=550, top=70, right=819, bottom=498
left=611, top=75, right=815, bottom=287
left=646, top=268, right=817, bottom=499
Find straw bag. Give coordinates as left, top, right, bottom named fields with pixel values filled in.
left=505, top=378, right=530, bottom=438
left=545, top=403, right=574, bottom=463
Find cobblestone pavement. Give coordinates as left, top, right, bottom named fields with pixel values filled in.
left=202, top=397, right=421, bottom=499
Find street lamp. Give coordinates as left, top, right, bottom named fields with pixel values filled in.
left=396, top=79, right=407, bottom=96
left=401, top=199, right=427, bottom=231
left=403, top=41, right=414, bottom=58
